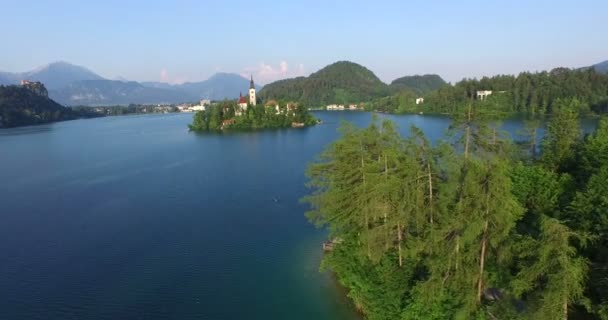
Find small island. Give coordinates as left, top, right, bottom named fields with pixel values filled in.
left=188, top=76, right=317, bottom=131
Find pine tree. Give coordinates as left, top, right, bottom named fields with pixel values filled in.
left=541, top=99, right=582, bottom=171
left=513, top=216, right=588, bottom=320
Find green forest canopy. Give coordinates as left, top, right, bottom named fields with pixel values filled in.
left=370, top=67, right=608, bottom=115
left=259, top=61, right=392, bottom=107
left=188, top=100, right=317, bottom=131
left=304, top=100, right=608, bottom=319
left=389, top=74, right=447, bottom=95
left=0, top=84, right=75, bottom=128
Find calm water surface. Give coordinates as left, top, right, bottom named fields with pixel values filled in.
left=0, top=111, right=594, bottom=319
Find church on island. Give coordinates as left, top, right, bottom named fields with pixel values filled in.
left=235, top=76, right=256, bottom=116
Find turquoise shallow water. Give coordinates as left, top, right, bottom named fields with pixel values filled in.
left=0, top=111, right=593, bottom=319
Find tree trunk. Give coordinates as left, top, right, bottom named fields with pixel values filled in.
left=361, top=145, right=371, bottom=259
left=563, top=298, right=568, bottom=320
left=427, top=161, right=434, bottom=225
left=455, top=236, right=460, bottom=272
left=397, top=222, right=403, bottom=267
left=478, top=171, right=491, bottom=303
left=464, top=126, right=471, bottom=161
left=477, top=220, right=489, bottom=303
left=464, top=104, right=472, bottom=161
left=384, top=155, right=390, bottom=251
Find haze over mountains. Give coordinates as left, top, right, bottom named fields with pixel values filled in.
left=1, top=60, right=606, bottom=107
left=0, top=62, right=261, bottom=106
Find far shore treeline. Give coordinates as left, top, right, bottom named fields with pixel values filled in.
left=2, top=61, right=608, bottom=130
left=366, top=67, right=608, bottom=116
left=259, top=61, right=608, bottom=117
left=304, top=102, right=608, bottom=319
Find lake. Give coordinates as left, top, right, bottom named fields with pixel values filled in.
left=0, top=111, right=594, bottom=319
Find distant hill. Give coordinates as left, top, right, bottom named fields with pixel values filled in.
left=141, top=73, right=263, bottom=101
left=0, top=61, right=104, bottom=90
left=49, top=80, right=199, bottom=106
left=389, top=74, right=447, bottom=95
left=259, top=61, right=391, bottom=107
left=0, top=84, right=77, bottom=128
left=592, top=60, right=608, bottom=73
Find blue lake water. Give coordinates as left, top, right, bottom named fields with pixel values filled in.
left=0, top=111, right=595, bottom=319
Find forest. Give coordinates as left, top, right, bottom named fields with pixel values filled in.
left=389, top=74, right=447, bottom=96
left=304, top=98, right=608, bottom=319
left=0, top=84, right=78, bottom=128
left=369, top=68, right=608, bottom=116
left=259, top=61, right=391, bottom=107
left=188, top=100, right=317, bottom=131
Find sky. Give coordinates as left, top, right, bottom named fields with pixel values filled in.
left=1, top=0, right=606, bottom=85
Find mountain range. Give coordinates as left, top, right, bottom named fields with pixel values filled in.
left=0, top=62, right=261, bottom=106
left=1, top=60, right=605, bottom=107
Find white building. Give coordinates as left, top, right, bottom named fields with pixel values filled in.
left=416, top=98, right=424, bottom=105
left=237, top=92, right=248, bottom=111
left=327, top=104, right=351, bottom=110
left=476, top=90, right=493, bottom=100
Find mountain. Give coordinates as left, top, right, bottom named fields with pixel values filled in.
left=0, top=72, right=19, bottom=85
left=592, top=60, right=608, bottom=73
left=389, top=74, right=447, bottom=95
left=25, top=62, right=105, bottom=89
left=141, top=73, right=263, bottom=100
left=259, top=61, right=391, bottom=107
left=1, top=62, right=261, bottom=105
left=0, top=62, right=104, bottom=90
left=0, top=83, right=77, bottom=128
left=179, top=73, right=263, bottom=100
left=50, top=80, right=198, bottom=106
left=140, top=81, right=176, bottom=90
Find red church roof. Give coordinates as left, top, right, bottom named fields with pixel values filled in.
left=238, top=92, right=247, bottom=104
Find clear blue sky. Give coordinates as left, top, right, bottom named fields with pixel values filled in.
left=1, top=0, right=606, bottom=84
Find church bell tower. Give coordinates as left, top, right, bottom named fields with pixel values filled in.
left=249, top=75, right=256, bottom=106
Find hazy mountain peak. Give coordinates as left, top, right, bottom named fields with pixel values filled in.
left=593, top=60, right=608, bottom=73
left=22, top=61, right=105, bottom=90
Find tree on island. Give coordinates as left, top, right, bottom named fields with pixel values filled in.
left=188, top=99, right=317, bottom=131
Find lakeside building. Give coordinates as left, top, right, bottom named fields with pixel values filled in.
left=178, top=99, right=210, bottom=112
left=326, top=104, right=359, bottom=110
left=477, top=90, right=493, bottom=100
left=20, top=80, right=48, bottom=97
left=416, top=98, right=424, bottom=105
